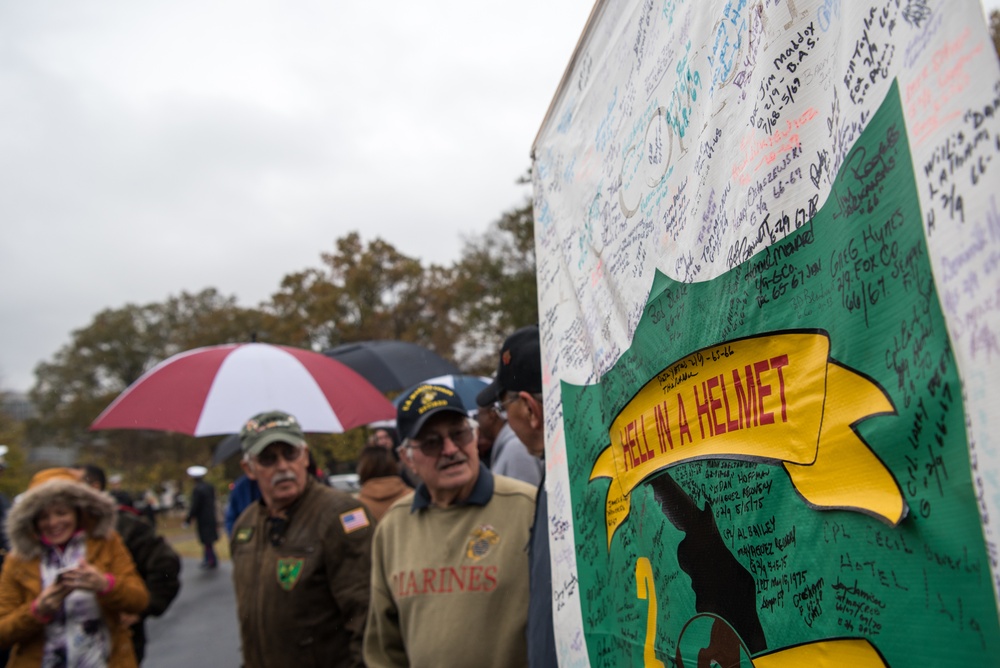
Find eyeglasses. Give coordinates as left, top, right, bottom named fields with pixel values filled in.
left=408, top=426, right=475, bottom=458
left=255, top=442, right=304, bottom=467
left=492, top=393, right=521, bottom=419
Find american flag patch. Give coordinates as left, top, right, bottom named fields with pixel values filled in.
left=340, top=508, right=370, bottom=533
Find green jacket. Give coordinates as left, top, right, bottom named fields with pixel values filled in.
left=231, top=479, right=373, bottom=668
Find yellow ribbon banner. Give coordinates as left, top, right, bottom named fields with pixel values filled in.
left=589, top=332, right=906, bottom=549
left=752, top=637, right=888, bottom=667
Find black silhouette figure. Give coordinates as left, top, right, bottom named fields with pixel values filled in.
left=647, top=472, right=767, bottom=654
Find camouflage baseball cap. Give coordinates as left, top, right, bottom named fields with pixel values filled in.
left=240, top=410, right=307, bottom=458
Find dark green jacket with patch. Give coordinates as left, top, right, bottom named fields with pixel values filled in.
left=230, top=479, right=373, bottom=668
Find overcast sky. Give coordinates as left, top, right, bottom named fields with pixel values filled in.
left=3, top=1, right=998, bottom=396
left=0, top=0, right=595, bottom=393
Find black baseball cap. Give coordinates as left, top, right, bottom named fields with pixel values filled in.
left=396, top=384, right=468, bottom=440
left=476, top=324, right=541, bottom=407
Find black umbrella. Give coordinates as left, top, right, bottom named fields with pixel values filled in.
left=322, top=340, right=460, bottom=393
left=212, top=434, right=243, bottom=465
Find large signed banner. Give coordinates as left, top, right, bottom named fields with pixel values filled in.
left=531, top=1, right=1000, bottom=666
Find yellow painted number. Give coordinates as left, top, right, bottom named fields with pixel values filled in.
left=635, top=557, right=665, bottom=668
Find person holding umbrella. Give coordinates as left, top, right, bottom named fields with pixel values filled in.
left=184, top=466, right=219, bottom=570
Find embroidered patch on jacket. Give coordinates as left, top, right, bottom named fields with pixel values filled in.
left=234, top=527, right=253, bottom=543
left=340, top=508, right=370, bottom=533
left=466, top=525, right=500, bottom=561
left=276, top=558, right=304, bottom=591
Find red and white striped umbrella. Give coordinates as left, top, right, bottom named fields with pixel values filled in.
left=90, top=343, right=394, bottom=436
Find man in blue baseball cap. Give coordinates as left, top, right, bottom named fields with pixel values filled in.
left=364, top=384, right=536, bottom=668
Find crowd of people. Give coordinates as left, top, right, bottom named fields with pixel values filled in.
left=0, top=324, right=552, bottom=667
left=228, top=323, right=552, bottom=667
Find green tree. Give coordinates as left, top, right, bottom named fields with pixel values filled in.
left=0, top=404, right=30, bottom=498
left=160, top=289, right=280, bottom=351
left=406, top=263, right=465, bottom=356
left=320, top=234, right=426, bottom=343
left=262, top=234, right=467, bottom=465
left=29, top=302, right=166, bottom=449
left=26, top=289, right=273, bottom=481
left=24, top=188, right=544, bottom=475
left=264, top=233, right=461, bottom=355
left=450, top=200, right=539, bottom=374
left=266, top=268, right=337, bottom=348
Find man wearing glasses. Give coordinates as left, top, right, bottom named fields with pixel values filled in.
left=473, top=399, right=543, bottom=486
left=476, top=324, right=556, bottom=668
left=364, top=384, right=536, bottom=668
left=230, top=410, right=373, bottom=668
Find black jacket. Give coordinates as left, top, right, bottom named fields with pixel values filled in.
left=117, top=509, right=182, bottom=663
left=186, top=480, right=219, bottom=545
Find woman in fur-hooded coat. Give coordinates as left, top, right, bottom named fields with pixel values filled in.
left=0, top=468, right=149, bottom=667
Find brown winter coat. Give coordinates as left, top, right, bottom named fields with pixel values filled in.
left=0, top=478, right=150, bottom=667
left=358, top=477, right=412, bottom=522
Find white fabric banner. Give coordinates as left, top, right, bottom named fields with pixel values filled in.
left=532, top=1, right=1000, bottom=665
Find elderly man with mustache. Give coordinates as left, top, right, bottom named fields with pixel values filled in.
left=230, top=411, right=373, bottom=668
left=364, top=384, right=536, bottom=668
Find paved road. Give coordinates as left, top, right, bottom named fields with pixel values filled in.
left=143, top=558, right=242, bottom=667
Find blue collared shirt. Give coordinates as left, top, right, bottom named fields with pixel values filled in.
left=410, top=463, right=494, bottom=511
left=528, top=476, right=557, bottom=667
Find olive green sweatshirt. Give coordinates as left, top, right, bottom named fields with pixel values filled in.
left=364, top=467, right=536, bottom=668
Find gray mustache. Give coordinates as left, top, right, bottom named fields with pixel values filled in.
left=437, top=456, right=466, bottom=470
left=270, top=471, right=298, bottom=485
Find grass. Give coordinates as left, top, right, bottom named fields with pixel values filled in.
left=156, top=511, right=231, bottom=562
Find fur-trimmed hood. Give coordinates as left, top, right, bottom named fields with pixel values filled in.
left=5, top=478, right=117, bottom=559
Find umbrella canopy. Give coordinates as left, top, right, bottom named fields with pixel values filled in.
left=212, top=434, right=242, bottom=465
left=393, top=374, right=491, bottom=412
left=90, top=343, right=395, bottom=437
left=322, top=340, right=460, bottom=393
